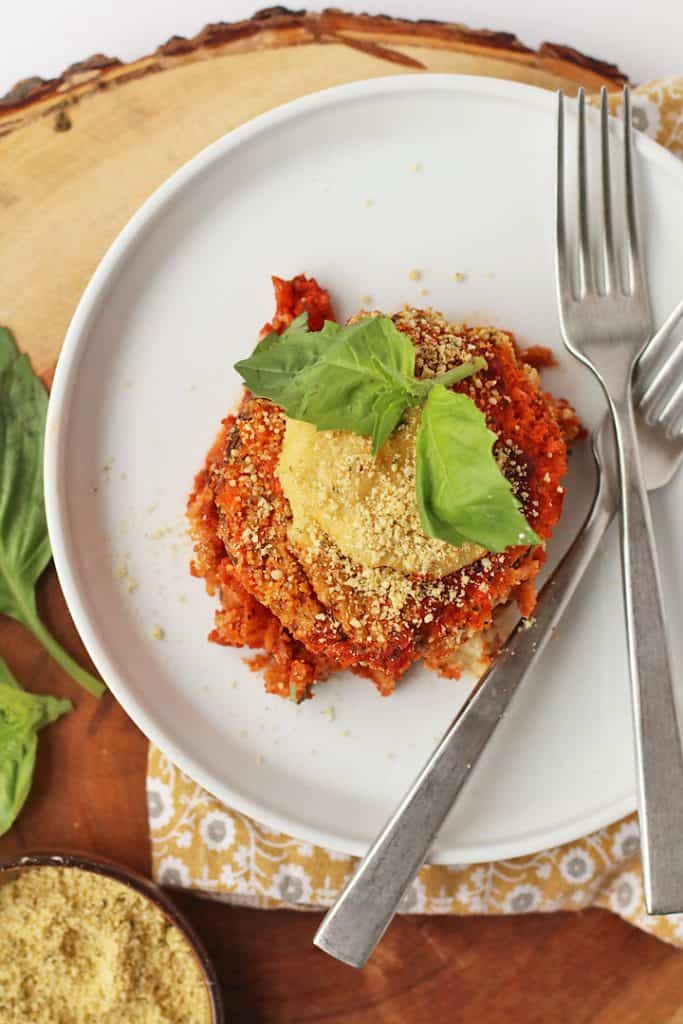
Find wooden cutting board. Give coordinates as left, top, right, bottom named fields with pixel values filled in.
left=0, top=7, right=627, bottom=376
left=6, top=10, right=683, bottom=1023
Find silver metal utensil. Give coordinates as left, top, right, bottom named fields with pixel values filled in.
left=314, top=299, right=683, bottom=968
left=556, top=86, right=683, bottom=915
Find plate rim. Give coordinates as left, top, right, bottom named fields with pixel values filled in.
left=45, top=73, right=679, bottom=863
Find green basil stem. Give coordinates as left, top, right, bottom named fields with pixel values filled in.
left=23, top=614, right=104, bottom=698
left=431, top=358, right=488, bottom=390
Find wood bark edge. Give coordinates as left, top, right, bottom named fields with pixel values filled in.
left=0, top=5, right=628, bottom=133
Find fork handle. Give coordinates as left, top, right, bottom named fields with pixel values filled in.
left=314, top=472, right=616, bottom=968
left=610, top=394, right=683, bottom=915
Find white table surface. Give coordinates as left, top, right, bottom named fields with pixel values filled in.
left=3, top=0, right=681, bottom=98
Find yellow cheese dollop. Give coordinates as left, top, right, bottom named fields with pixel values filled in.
left=277, top=409, right=485, bottom=577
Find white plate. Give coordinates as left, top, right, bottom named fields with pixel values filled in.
left=46, top=75, right=683, bottom=864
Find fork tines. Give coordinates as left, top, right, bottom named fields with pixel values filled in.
left=557, top=85, right=647, bottom=305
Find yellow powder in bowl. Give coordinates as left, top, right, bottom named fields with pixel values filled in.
left=0, top=865, right=212, bottom=1024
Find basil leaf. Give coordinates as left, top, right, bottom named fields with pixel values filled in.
left=0, top=657, right=71, bottom=836
left=0, top=346, right=52, bottom=600
left=236, top=316, right=419, bottom=453
left=0, top=328, right=104, bottom=697
left=0, top=328, right=17, bottom=376
left=369, top=388, right=413, bottom=456
left=254, top=332, right=280, bottom=355
left=0, top=659, right=19, bottom=690
left=235, top=319, right=333, bottom=399
left=254, top=311, right=310, bottom=355
left=416, top=384, right=542, bottom=552
left=283, top=312, right=310, bottom=336
left=292, top=319, right=417, bottom=446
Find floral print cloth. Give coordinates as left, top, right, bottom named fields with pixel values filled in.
left=149, top=78, right=683, bottom=946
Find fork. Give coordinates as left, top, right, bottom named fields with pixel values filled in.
left=556, top=85, right=683, bottom=914
left=314, top=303, right=683, bottom=967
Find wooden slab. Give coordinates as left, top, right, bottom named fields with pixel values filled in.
left=3, top=9, right=683, bottom=1021
left=0, top=8, right=627, bottom=375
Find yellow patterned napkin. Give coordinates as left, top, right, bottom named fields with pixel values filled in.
left=149, top=78, right=683, bottom=946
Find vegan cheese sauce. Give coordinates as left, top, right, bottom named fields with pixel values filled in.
left=278, top=408, right=485, bottom=577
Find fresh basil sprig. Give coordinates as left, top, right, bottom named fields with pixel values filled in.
left=0, top=657, right=71, bottom=836
left=0, top=327, right=104, bottom=697
left=236, top=315, right=484, bottom=455
left=235, top=315, right=541, bottom=552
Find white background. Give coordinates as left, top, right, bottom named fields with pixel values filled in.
left=3, top=0, right=681, bottom=97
